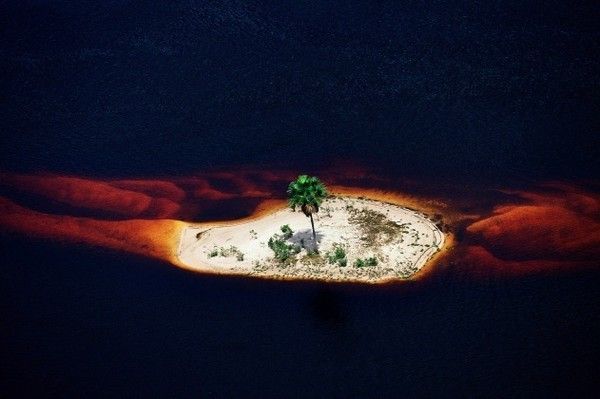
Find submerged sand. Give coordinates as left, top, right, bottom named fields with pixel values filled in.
left=177, top=196, right=445, bottom=283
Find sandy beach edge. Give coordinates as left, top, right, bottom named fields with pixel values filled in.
left=173, top=187, right=455, bottom=284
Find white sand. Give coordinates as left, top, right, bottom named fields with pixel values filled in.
left=177, top=196, right=445, bottom=283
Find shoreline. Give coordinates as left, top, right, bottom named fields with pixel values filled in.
left=175, top=193, right=451, bottom=284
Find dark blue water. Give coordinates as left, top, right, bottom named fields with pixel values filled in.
left=1, top=1, right=599, bottom=397
left=1, top=0, right=598, bottom=180
left=2, top=234, right=599, bottom=397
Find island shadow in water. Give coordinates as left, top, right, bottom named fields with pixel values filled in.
left=309, top=288, right=345, bottom=328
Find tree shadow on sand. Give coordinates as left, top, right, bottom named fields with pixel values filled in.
left=288, top=228, right=324, bottom=251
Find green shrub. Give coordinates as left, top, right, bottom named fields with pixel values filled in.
left=280, top=224, right=293, bottom=239
left=365, top=257, right=378, bottom=266
left=268, top=235, right=296, bottom=261
left=354, top=257, right=378, bottom=267
left=209, top=245, right=244, bottom=260
left=327, top=244, right=347, bottom=266
left=334, top=246, right=346, bottom=260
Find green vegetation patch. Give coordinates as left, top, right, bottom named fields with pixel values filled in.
left=365, top=257, right=378, bottom=266
left=280, top=224, right=294, bottom=239
left=268, top=234, right=301, bottom=262
left=354, top=257, right=378, bottom=267
left=326, top=244, right=348, bottom=267
left=208, top=245, right=245, bottom=262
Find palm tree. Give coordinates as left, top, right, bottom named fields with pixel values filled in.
left=287, top=175, right=328, bottom=242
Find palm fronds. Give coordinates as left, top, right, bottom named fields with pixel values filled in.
left=287, top=175, right=328, bottom=214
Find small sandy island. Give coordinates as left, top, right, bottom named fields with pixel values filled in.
left=177, top=196, right=445, bottom=283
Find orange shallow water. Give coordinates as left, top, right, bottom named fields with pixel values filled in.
left=0, top=168, right=598, bottom=282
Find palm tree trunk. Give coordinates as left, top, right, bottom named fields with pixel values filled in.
left=309, top=213, right=316, bottom=241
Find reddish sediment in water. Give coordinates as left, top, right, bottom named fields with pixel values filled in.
left=0, top=168, right=598, bottom=282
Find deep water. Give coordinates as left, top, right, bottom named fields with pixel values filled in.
left=1, top=0, right=598, bottom=181
left=1, top=0, right=599, bottom=397
left=2, top=234, right=599, bottom=397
